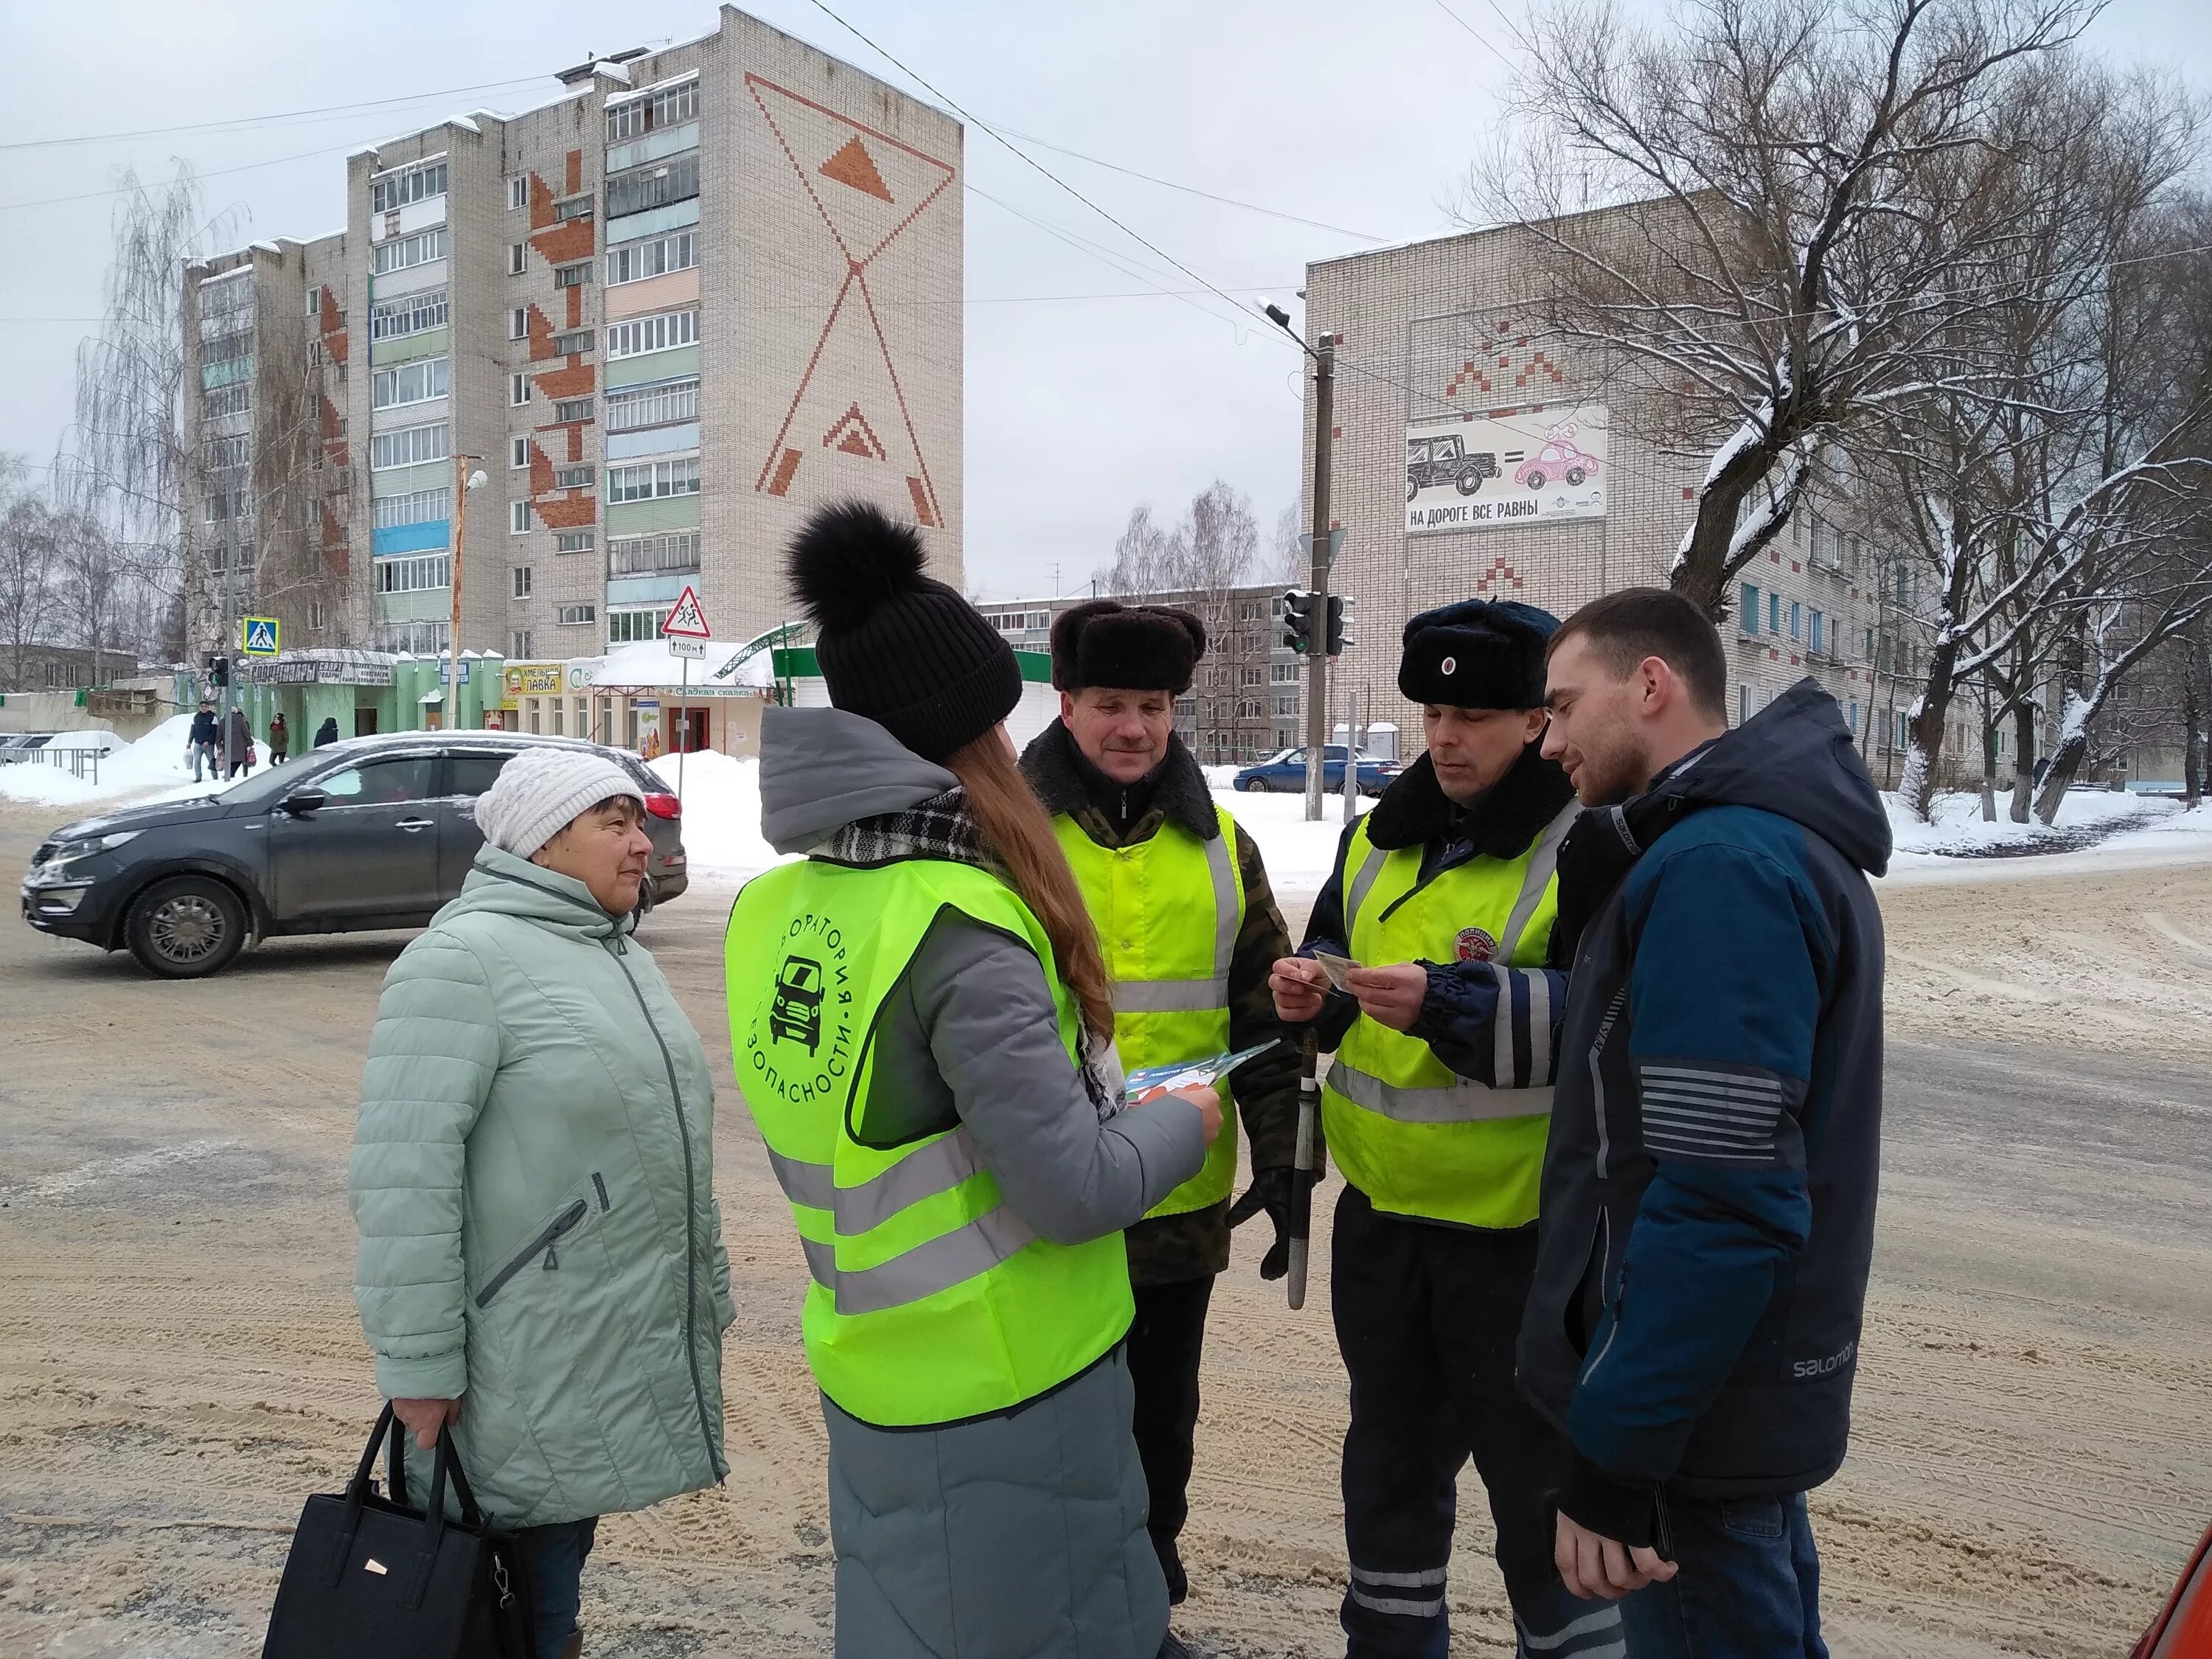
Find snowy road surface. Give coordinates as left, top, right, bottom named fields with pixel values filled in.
left=2, top=801, right=2208, bottom=1658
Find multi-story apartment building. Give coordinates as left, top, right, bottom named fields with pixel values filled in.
left=976, top=584, right=1304, bottom=764
left=181, top=7, right=961, bottom=719
left=1300, top=211, right=1892, bottom=751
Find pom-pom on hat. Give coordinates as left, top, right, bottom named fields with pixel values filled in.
left=1048, top=599, right=1207, bottom=695
left=1397, top=598, right=1560, bottom=711
left=785, top=500, right=1020, bottom=762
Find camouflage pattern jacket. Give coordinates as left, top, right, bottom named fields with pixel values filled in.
left=1021, top=721, right=1300, bottom=1286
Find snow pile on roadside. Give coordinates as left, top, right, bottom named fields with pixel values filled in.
left=1882, top=787, right=2180, bottom=866
left=647, top=750, right=785, bottom=880
left=1214, top=786, right=1362, bottom=892
left=0, top=715, right=206, bottom=808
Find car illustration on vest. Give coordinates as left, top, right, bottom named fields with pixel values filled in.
left=1513, top=438, right=1600, bottom=491
left=769, top=955, right=827, bottom=1052
left=1406, top=432, right=1500, bottom=501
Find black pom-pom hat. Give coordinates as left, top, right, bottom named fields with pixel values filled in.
left=785, top=500, right=1020, bottom=762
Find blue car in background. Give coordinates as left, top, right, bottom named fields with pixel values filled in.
left=1233, top=745, right=1399, bottom=796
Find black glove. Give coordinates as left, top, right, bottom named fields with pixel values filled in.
left=1227, top=1166, right=1298, bottom=1281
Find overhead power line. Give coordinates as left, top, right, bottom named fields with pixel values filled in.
left=0, top=74, right=554, bottom=151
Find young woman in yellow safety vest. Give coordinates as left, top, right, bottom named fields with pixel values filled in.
left=727, top=501, right=1222, bottom=1659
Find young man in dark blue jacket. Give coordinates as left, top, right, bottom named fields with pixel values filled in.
left=1515, top=588, right=1890, bottom=1657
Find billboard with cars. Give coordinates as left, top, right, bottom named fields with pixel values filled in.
left=1405, top=403, right=1609, bottom=534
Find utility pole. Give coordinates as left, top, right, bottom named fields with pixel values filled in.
left=1302, top=332, right=1336, bottom=821
left=448, top=454, right=481, bottom=731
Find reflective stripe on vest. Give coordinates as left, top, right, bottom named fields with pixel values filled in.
left=1321, top=799, right=1576, bottom=1226
left=728, top=855, right=1133, bottom=1427
left=1054, top=804, right=1245, bottom=1217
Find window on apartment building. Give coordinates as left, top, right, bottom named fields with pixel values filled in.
left=511, top=630, right=533, bottom=659
left=605, top=78, right=698, bottom=144
left=375, top=553, right=451, bottom=594
left=553, top=465, right=592, bottom=490
left=1241, top=666, right=1263, bottom=686
left=204, top=434, right=251, bottom=471
left=370, top=226, right=448, bottom=276
left=508, top=243, right=526, bottom=276
left=509, top=373, right=530, bottom=406
left=372, top=488, right=451, bottom=529
left=371, top=356, right=449, bottom=410
left=371, top=422, right=450, bottom=470
left=370, top=159, right=448, bottom=214
left=605, top=310, right=699, bottom=359
left=1739, top=684, right=1753, bottom=727
left=507, top=175, right=529, bottom=210
left=306, top=285, right=321, bottom=318
left=605, top=456, right=700, bottom=502
left=1768, top=592, right=1781, bottom=633
left=554, top=197, right=593, bottom=223
left=605, top=379, right=699, bottom=434
left=1741, top=582, right=1759, bottom=633
left=606, top=153, right=699, bottom=221
left=555, top=530, right=596, bottom=554
left=203, top=383, right=251, bottom=420
left=552, top=328, right=593, bottom=356
left=607, top=530, right=700, bottom=575
left=509, top=435, right=530, bottom=469
left=1811, top=610, right=1825, bottom=653
left=310, top=600, right=327, bottom=631
left=509, top=307, right=529, bottom=340
left=606, top=607, right=665, bottom=644
left=553, top=397, right=594, bottom=424
left=557, top=604, right=597, bottom=626
left=1270, top=662, right=1297, bottom=684
left=373, top=620, right=448, bottom=655
left=510, top=501, right=532, bottom=534
left=512, top=566, right=533, bottom=598
left=1790, top=600, right=1802, bottom=641
left=554, top=262, right=591, bottom=289
left=369, top=288, right=448, bottom=341
left=604, top=230, right=698, bottom=287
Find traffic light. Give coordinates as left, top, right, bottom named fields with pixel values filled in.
left=1281, top=589, right=1318, bottom=655
left=206, top=655, right=230, bottom=689
left=1325, top=594, right=1352, bottom=657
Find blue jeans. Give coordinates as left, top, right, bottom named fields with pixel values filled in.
left=1619, top=1492, right=1827, bottom=1659
left=515, top=1516, right=598, bottom=1655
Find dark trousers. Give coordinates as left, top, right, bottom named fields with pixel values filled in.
left=1126, top=1274, right=1214, bottom=1606
left=1620, top=1491, right=1827, bottom=1658
left=1333, top=1186, right=1618, bottom=1659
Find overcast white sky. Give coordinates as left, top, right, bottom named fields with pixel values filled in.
left=1, top=0, right=2204, bottom=600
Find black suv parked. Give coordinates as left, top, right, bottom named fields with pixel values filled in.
left=19, top=731, right=689, bottom=977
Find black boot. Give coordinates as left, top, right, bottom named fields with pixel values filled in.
left=1155, top=1631, right=1192, bottom=1659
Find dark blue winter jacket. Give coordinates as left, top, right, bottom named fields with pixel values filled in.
left=1516, top=679, right=1891, bottom=1545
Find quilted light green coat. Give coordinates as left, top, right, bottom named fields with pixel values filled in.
left=350, top=845, right=731, bottom=1528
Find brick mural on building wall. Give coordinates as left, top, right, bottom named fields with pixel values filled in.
left=742, top=74, right=954, bottom=529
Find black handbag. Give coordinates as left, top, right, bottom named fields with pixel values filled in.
left=262, top=1405, right=536, bottom=1659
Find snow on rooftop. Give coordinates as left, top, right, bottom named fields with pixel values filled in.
left=605, top=66, right=698, bottom=105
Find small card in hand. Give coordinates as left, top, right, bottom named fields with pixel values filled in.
left=1310, top=950, right=1361, bottom=992
left=1124, top=1041, right=1283, bottom=1105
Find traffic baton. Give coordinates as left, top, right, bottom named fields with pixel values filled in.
left=1287, top=1027, right=1320, bottom=1310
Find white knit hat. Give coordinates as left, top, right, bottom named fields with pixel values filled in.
left=473, top=745, right=646, bottom=858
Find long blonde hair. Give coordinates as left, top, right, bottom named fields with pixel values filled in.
left=942, top=731, right=1115, bottom=1042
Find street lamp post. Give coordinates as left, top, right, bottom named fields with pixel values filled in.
left=1261, top=299, right=1336, bottom=824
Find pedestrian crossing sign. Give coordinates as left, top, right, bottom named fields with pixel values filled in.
left=241, top=616, right=281, bottom=658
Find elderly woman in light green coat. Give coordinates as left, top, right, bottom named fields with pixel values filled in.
left=351, top=744, right=731, bottom=1659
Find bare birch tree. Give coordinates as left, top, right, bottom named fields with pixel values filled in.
left=1477, top=0, right=2099, bottom=619
left=0, top=455, right=62, bottom=690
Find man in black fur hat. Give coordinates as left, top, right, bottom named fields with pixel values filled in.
left=1270, top=599, right=1615, bottom=1659
left=1019, top=599, right=1300, bottom=1620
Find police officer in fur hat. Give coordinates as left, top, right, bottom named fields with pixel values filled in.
left=1270, top=598, right=1618, bottom=1658
left=1019, top=599, right=1301, bottom=1626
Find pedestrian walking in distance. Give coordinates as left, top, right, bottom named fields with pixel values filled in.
left=727, top=501, right=1220, bottom=1659
left=1522, top=589, right=1889, bottom=1657
left=188, top=702, right=220, bottom=782
left=313, top=715, right=340, bottom=749
left=268, top=712, right=289, bottom=766
left=1272, top=599, right=1617, bottom=1658
left=1018, top=599, right=1299, bottom=1624
left=225, top=706, right=251, bottom=779
left=351, top=744, right=733, bottom=1659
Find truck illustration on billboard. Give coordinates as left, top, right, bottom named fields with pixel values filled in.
left=1405, top=431, right=1500, bottom=501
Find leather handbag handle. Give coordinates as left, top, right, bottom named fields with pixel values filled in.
left=403, top=1423, right=486, bottom=1610
left=322, top=1405, right=400, bottom=1587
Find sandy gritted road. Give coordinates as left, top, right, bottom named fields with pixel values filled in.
left=3, top=800, right=2210, bottom=1659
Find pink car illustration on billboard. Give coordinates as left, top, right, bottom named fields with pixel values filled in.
left=1514, top=439, right=1600, bottom=491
